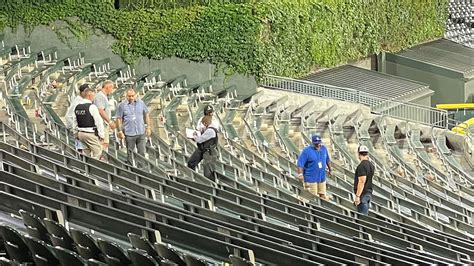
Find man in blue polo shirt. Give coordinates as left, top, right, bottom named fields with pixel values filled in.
left=116, top=88, right=152, bottom=168
left=297, top=134, right=332, bottom=199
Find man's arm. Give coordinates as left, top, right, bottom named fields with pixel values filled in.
left=95, top=95, right=115, bottom=129
left=65, top=98, right=77, bottom=129
left=354, top=175, right=366, bottom=206
left=296, top=150, right=307, bottom=181
left=355, top=176, right=366, bottom=197
left=98, top=108, right=110, bottom=124
left=194, top=128, right=216, bottom=143
left=90, top=105, right=105, bottom=139
left=326, top=148, right=332, bottom=176
left=144, top=112, right=151, bottom=136
left=115, top=104, right=124, bottom=139
left=72, top=109, right=78, bottom=136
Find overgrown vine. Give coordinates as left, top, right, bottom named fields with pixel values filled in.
left=0, top=0, right=449, bottom=79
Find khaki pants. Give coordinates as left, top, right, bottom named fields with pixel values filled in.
left=304, top=181, right=326, bottom=196
left=77, top=131, right=102, bottom=160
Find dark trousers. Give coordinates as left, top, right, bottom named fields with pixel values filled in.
left=187, top=149, right=203, bottom=170
left=125, top=134, right=146, bottom=167
left=357, top=194, right=371, bottom=215
left=187, top=148, right=217, bottom=181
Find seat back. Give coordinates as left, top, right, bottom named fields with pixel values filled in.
left=154, top=243, right=185, bottom=266
left=97, top=239, right=131, bottom=265
left=0, top=257, right=15, bottom=266
left=19, top=210, right=49, bottom=243
left=102, top=254, right=124, bottom=266
left=23, top=235, right=59, bottom=266
left=127, top=233, right=159, bottom=258
left=0, top=225, right=32, bottom=263
left=43, top=219, right=75, bottom=251
left=229, top=255, right=253, bottom=266
left=128, top=249, right=158, bottom=266
left=70, top=228, right=102, bottom=260
left=87, top=258, right=108, bottom=266
left=52, top=246, right=85, bottom=266
left=184, top=255, right=206, bottom=266
left=160, top=259, right=179, bottom=266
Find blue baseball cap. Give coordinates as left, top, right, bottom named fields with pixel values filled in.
left=312, top=135, right=322, bottom=144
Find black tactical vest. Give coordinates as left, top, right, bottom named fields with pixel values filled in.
left=198, top=127, right=218, bottom=151
left=75, top=103, right=95, bottom=128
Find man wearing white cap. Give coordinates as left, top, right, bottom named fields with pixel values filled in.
left=353, top=145, right=375, bottom=215
left=297, top=134, right=331, bottom=199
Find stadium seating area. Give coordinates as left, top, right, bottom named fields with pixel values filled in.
left=445, top=0, right=474, bottom=48
left=0, top=37, right=473, bottom=265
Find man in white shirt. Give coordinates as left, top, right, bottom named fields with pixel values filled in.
left=73, top=88, right=105, bottom=160
left=65, top=83, right=89, bottom=152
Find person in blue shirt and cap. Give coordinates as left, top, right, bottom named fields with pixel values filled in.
left=297, top=134, right=332, bottom=199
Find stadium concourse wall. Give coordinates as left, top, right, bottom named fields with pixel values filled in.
left=1, top=23, right=258, bottom=96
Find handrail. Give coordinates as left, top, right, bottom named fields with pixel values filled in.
left=261, top=75, right=450, bottom=129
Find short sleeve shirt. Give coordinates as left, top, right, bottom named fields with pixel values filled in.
left=354, top=160, right=375, bottom=196
left=94, top=91, right=110, bottom=122
left=297, top=145, right=330, bottom=183
left=116, top=99, right=149, bottom=136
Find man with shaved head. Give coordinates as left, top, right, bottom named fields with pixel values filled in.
left=116, top=88, right=151, bottom=168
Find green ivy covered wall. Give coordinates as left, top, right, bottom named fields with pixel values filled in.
left=0, top=0, right=448, bottom=78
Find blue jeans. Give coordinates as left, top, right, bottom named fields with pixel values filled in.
left=357, top=194, right=371, bottom=215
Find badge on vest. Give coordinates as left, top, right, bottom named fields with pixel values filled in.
left=318, top=162, right=323, bottom=169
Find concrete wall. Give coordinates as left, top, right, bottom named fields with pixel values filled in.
left=464, top=79, right=474, bottom=102
left=384, top=60, right=465, bottom=106
left=2, top=23, right=257, bottom=96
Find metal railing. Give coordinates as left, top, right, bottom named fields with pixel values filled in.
left=261, top=75, right=450, bottom=129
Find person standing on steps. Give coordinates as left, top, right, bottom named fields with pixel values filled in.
left=94, top=80, right=116, bottom=152
left=188, top=116, right=218, bottom=180
left=188, top=104, right=220, bottom=170
left=65, top=83, right=89, bottom=152
left=353, top=145, right=375, bottom=215
left=115, top=88, right=152, bottom=168
left=297, top=134, right=332, bottom=200
left=73, top=88, right=104, bottom=160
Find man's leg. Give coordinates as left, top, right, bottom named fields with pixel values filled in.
left=125, top=135, right=138, bottom=166
left=136, top=134, right=147, bottom=168
left=102, top=125, right=110, bottom=152
left=75, top=139, right=85, bottom=153
left=187, top=149, right=203, bottom=170
left=202, top=150, right=217, bottom=181
left=79, top=132, right=102, bottom=160
left=303, top=182, right=318, bottom=196
left=318, top=181, right=328, bottom=200
left=77, top=132, right=91, bottom=156
left=357, top=194, right=371, bottom=215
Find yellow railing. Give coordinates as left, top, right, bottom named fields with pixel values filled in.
left=436, top=103, right=474, bottom=110
left=451, top=117, right=474, bottom=135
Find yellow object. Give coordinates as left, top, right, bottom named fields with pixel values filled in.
left=452, top=117, right=474, bottom=135
left=436, top=103, right=474, bottom=110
